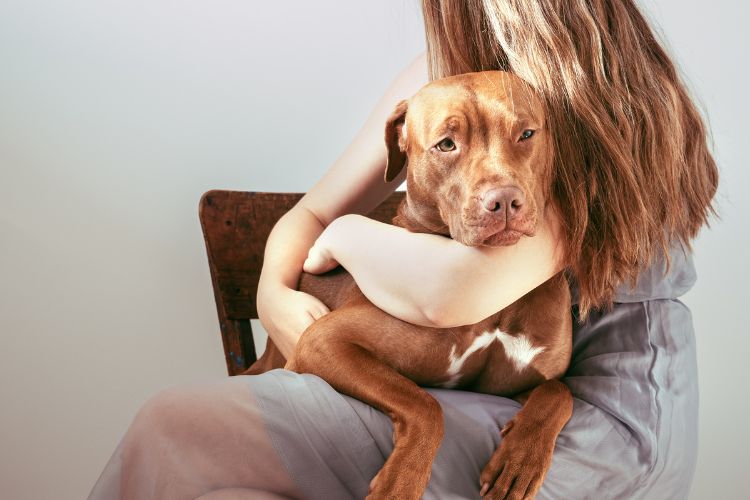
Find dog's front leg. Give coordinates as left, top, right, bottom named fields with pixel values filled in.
left=286, top=307, right=444, bottom=500
left=479, top=379, right=573, bottom=500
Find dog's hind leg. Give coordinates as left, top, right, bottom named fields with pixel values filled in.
left=287, top=325, right=444, bottom=500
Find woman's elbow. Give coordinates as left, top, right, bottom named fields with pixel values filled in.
left=418, top=266, right=495, bottom=328
left=421, top=297, right=487, bottom=329
left=421, top=303, right=455, bottom=328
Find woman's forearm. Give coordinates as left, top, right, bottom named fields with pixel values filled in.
left=256, top=206, right=325, bottom=355
left=320, top=213, right=565, bottom=328
left=259, top=206, right=324, bottom=292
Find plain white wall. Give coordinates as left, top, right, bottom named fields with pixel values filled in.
left=0, top=1, right=746, bottom=499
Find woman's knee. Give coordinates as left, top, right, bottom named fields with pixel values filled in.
left=116, top=376, right=302, bottom=499
left=122, top=380, right=229, bottom=456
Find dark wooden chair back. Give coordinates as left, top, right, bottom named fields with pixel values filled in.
left=199, top=190, right=405, bottom=375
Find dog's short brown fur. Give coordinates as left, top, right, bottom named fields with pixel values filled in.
left=249, top=71, right=574, bottom=499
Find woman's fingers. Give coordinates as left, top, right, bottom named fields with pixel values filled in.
left=295, top=290, right=331, bottom=322
left=309, top=302, right=331, bottom=321
left=302, top=243, right=340, bottom=274
left=307, top=295, right=331, bottom=321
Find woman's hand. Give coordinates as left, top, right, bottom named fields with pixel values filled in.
left=256, top=281, right=331, bottom=359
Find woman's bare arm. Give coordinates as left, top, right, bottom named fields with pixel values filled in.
left=256, top=53, right=428, bottom=358
left=304, top=210, right=566, bottom=328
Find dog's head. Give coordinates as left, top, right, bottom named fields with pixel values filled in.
left=384, top=71, right=553, bottom=247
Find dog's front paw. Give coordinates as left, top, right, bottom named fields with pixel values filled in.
left=479, top=418, right=556, bottom=500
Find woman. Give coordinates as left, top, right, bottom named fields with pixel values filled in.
left=89, top=0, right=718, bottom=498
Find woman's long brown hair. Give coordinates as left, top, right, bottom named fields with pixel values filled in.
left=421, top=0, right=719, bottom=316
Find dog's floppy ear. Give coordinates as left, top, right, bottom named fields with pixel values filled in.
left=384, top=99, right=408, bottom=182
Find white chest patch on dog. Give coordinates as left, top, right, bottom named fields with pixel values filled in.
left=494, top=330, right=546, bottom=372
left=441, top=329, right=545, bottom=388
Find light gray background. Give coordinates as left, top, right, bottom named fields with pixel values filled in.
left=0, top=1, right=746, bottom=499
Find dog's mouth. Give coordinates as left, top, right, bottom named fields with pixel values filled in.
left=455, top=222, right=536, bottom=247
left=481, top=229, right=525, bottom=246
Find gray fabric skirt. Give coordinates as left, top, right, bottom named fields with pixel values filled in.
left=89, top=245, right=699, bottom=499
left=248, top=298, right=699, bottom=500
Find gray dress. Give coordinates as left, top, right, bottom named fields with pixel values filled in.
left=248, top=242, right=699, bottom=499
left=88, top=242, right=699, bottom=499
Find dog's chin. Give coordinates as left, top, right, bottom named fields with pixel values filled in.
left=452, top=229, right=518, bottom=247
left=454, top=224, right=536, bottom=247
left=481, top=229, right=524, bottom=246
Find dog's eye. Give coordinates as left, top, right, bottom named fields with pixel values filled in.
left=436, top=138, right=456, bottom=152
left=519, top=129, right=535, bottom=141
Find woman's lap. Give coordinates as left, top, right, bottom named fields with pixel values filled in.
left=247, top=371, right=634, bottom=500
left=248, top=369, right=521, bottom=499
left=247, top=299, right=699, bottom=500
left=89, top=299, right=698, bottom=500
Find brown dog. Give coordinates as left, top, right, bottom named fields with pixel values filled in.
left=249, top=71, right=573, bottom=500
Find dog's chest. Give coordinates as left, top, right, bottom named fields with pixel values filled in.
left=438, top=328, right=545, bottom=389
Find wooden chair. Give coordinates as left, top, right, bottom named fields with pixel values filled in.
left=199, top=189, right=405, bottom=376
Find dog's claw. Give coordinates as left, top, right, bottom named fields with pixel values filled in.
left=480, top=482, right=490, bottom=496
left=500, top=419, right=514, bottom=437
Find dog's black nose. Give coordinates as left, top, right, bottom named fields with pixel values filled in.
left=481, top=187, right=525, bottom=219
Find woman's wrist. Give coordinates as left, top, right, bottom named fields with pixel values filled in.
left=257, top=283, right=301, bottom=357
